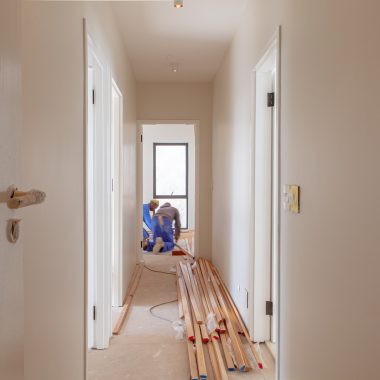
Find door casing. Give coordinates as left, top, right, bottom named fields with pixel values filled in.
left=249, top=26, right=281, bottom=376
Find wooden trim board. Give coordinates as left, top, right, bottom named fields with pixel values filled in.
left=112, top=264, right=143, bottom=335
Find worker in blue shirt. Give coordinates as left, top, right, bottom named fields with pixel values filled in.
left=143, top=199, right=159, bottom=241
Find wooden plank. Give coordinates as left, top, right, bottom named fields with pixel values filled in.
left=194, top=268, right=210, bottom=315
left=112, top=264, right=143, bottom=335
left=123, top=264, right=139, bottom=301
left=200, top=324, right=209, bottom=343
left=198, top=260, right=223, bottom=323
left=176, top=229, right=194, bottom=254
left=211, top=333, right=229, bottom=380
left=172, top=250, right=186, bottom=256
left=185, top=263, right=209, bottom=342
left=113, top=265, right=143, bottom=334
left=225, top=304, right=251, bottom=369
left=178, top=276, right=195, bottom=342
left=218, top=321, right=226, bottom=334
left=220, top=332, right=236, bottom=371
left=176, top=262, right=182, bottom=277
left=200, top=259, right=225, bottom=321
left=177, top=279, right=184, bottom=319
left=224, top=319, right=252, bottom=371
left=209, top=269, right=251, bottom=371
left=187, top=341, right=199, bottom=380
left=174, top=242, right=194, bottom=259
left=203, top=260, right=248, bottom=372
left=212, top=264, right=263, bottom=369
left=207, top=341, right=221, bottom=380
left=192, top=309, right=207, bottom=380
left=194, top=267, right=212, bottom=314
left=128, top=265, right=144, bottom=296
left=112, top=294, right=132, bottom=335
left=195, top=266, right=220, bottom=336
left=179, top=262, right=202, bottom=324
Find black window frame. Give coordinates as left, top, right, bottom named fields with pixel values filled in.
left=153, top=142, right=188, bottom=229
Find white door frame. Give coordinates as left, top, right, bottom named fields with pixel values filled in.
left=111, top=79, right=123, bottom=307
left=136, top=120, right=200, bottom=259
left=85, top=19, right=113, bottom=351
left=249, top=25, right=281, bottom=370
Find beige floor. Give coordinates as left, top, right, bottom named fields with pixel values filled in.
left=88, top=254, right=276, bottom=380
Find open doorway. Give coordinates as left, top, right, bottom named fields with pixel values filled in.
left=250, top=28, right=281, bottom=374
left=139, top=122, right=197, bottom=258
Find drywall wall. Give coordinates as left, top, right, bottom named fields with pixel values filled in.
left=137, top=83, right=213, bottom=258
left=0, top=1, right=24, bottom=379
left=212, top=1, right=380, bottom=379
left=142, top=124, right=196, bottom=229
left=21, top=2, right=136, bottom=380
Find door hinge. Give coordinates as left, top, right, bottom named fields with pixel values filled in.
left=93, top=305, right=96, bottom=320
left=92, top=89, right=95, bottom=105
left=140, top=134, right=143, bottom=143
left=111, top=178, right=114, bottom=192
left=267, top=92, right=275, bottom=107
left=266, top=301, right=273, bottom=316
left=140, top=240, right=143, bottom=248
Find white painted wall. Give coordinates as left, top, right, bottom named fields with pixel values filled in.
left=0, top=1, right=23, bottom=379
left=212, top=1, right=380, bottom=379
left=21, top=2, right=136, bottom=379
left=137, top=84, right=212, bottom=258
left=142, top=124, right=195, bottom=229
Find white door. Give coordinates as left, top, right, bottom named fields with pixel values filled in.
left=253, top=70, right=274, bottom=342
left=87, top=35, right=112, bottom=350
left=252, top=40, right=279, bottom=344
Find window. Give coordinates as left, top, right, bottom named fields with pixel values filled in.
left=153, top=143, right=188, bottom=228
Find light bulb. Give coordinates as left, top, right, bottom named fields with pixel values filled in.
left=174, top=0, right=183, bottom=8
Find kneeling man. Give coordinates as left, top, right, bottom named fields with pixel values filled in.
left=146, top=202, right=181, bottom=254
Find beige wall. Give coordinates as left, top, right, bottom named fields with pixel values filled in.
left=0, top=1, right=24, bottom=379
left=137, top=83, right=213, bottom=258
left=21, top=2, right=136, bottom=380
left=213, top=1, right=380, bottom=379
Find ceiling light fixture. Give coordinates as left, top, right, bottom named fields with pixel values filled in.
left=174, top=0, right=183, bottom=9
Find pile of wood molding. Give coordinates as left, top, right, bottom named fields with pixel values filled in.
left=176, top=258, right=264, bottom=380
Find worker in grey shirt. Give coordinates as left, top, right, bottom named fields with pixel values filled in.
left=145, top=202, right=181, bottom=254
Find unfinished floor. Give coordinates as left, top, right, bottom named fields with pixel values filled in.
left=88, top=254, right=275, bottom=380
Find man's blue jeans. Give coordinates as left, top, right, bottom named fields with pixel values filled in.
left=146, top=215, right=174, bottom=253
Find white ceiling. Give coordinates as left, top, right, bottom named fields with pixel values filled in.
left=111, top=0, right=248, bottom=83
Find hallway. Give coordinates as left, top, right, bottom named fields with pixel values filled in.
left=2, top=1, right=380, bottom=380
left=88, top=255, right=275, bottom=380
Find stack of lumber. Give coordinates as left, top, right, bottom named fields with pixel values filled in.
left=176, top=258, right=264, bottom=380
left=113, top=263, right=144, bottom=335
